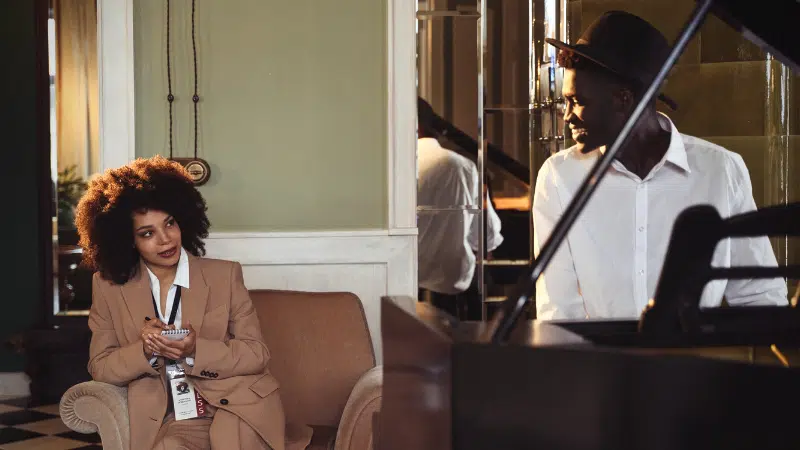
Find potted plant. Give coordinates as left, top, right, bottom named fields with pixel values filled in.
left=57, top=165, right=87, bottom=246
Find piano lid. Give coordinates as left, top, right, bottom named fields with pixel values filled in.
left=705, top=0, right=800, bottom=73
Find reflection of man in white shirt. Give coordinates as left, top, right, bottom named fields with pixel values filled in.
left=417, top=102, right=503, bottom=318
left=532, top=44, right=788, bottom=321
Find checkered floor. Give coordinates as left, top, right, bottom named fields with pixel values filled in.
left=0, top=397, right=101, bottom=449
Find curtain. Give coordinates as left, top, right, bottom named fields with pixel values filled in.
left=54, top=0, right=99, bottom=179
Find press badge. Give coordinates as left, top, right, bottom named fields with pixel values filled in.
left=166, top=363, right=207, bottom=421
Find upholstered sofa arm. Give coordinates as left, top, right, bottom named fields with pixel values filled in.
left=60, top=381, right=131, bottom=450
left=335, top=365, right=383, bottom=450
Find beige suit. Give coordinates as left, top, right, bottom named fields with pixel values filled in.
left=87, top=255, right=312, bottom=450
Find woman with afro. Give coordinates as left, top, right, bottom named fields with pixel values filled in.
left=75, top=156, right=311, bottom=450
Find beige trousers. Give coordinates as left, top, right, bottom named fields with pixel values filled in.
left=152, top=409, right=273, bottom=450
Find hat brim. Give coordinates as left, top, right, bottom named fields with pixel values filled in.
left=545, top=38, right=678, bottom=111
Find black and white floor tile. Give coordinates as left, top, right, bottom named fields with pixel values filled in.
left=0, top=397, right=102, bottom=449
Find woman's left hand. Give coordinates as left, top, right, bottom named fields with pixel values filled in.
left=147, top=324, right=197, bottom=361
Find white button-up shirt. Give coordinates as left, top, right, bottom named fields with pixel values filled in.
left=147, top=247, right=193, bottom=366
left=418, top=137, right=504, bottom=294
left=532, top=113, right=788, bottom=320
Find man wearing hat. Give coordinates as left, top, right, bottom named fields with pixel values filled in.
left=532, top=11, right=788, bottom=320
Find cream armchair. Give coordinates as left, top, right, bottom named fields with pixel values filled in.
left=60, top=290, right=383, bottom=450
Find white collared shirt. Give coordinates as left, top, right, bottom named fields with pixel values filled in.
left=417, top=137, right=504, bottom=294
left=532, top=113, right=788, bottom=320
left=146, top=247, right=193, bottom=365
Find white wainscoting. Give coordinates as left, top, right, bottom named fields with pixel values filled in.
left=204, top=230, right=418, bottom=363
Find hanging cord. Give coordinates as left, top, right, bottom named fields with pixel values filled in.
left=191, top=0, right=199, bottom=160
left=166, top=0, right=174, bottom=159
left=165, top=0, right=200, bottom=160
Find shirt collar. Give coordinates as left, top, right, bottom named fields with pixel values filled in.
left=145, top=247, right=191, bottom=290
left=600, top=112, right=691, bottom=176
left=658, top=112, right=691, bottom=173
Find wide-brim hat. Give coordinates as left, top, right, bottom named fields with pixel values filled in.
left=546, top=11, right=678, bottom=110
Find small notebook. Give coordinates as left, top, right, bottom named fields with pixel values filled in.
left=161, top=329, right=190, bottom=341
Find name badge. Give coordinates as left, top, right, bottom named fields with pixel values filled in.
left=167, top=364, right=207, bottom=421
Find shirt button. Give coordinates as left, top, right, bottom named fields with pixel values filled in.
left=638, top=226, right=644, bottom=232
left=639, top=270, right=645, bottom=275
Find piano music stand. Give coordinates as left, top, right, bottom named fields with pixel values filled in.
left=640, top=202, right=800, bottom=341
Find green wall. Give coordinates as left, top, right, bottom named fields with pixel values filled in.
left=0, top=0, right=45, bottom=371
left=134, top=0, right=388, bottom=231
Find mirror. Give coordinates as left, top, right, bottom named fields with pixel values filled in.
left=48, top=0, right=100, bottom=317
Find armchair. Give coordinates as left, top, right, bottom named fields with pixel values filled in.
left=60, top=290, right=382, bottom=450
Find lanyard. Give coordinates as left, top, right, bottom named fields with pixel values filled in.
left=152, top=286, right=182, bottom=325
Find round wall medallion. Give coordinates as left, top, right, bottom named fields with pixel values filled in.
left=172, top=158, right=211, bottom=186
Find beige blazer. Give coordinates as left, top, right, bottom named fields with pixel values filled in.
left=87, top=254, right=312, bottom=450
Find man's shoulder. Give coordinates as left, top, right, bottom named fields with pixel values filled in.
left=539, top=145, right=596, bottom=177
left=420, top=144, right=477, bottom=175
left=447, top=150, right=477, bottom=172
left=681, top=134, right=748, bottom=175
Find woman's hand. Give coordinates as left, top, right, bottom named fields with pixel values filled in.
left=147, top=324, right=197, bottom=361
left=141, top=317, right=168, bottom=358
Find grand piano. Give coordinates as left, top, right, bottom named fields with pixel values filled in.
left=378, top=0, right=800, bottom=449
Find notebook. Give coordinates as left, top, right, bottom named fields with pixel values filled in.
left=161, top=329, right=190, bottom=341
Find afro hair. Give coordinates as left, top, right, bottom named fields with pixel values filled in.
left=75, top=155, right=210, bottom=284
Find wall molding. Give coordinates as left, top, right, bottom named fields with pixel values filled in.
left=205, top=229, right=416, bottom=272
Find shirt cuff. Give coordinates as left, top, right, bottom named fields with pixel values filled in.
left=184, top=356, right=195, bottom=367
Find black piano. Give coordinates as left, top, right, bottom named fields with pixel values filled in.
left=378, top=0, right=800, bottom=448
